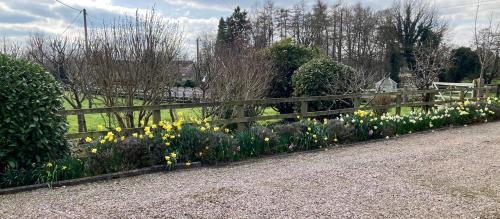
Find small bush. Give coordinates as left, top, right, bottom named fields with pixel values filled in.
left=85, top=138, right=123, bottom=175
left=371, top=95, right=394, bottom=116
left=0, top=54, right=68, bottom=171
left=292, top=58, right=355, bottom=111
left=117, top=138, right=152, bottom=169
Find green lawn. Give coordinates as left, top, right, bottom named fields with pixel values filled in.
left=64, top=97, right=280, bottom=133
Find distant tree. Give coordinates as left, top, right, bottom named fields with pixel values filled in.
left=216, top=17, right=229, bottom=47
left=390, top=0, right=447, bottom=70
left=443, top=47, right=480, bottom=82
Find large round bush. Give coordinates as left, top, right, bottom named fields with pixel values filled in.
left=266, top=39, right=320, bottom=114
left=0, top=54, right=68, bottom=170
left=292, top=58, right=355, bottom=111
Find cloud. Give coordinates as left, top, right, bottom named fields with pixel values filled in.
left=164, top=0, right=233, bottom=12
left=1, top=0, right=500, bottom=57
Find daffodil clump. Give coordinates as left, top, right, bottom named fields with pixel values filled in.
left=3, top=98, right=497, bottom=189
left=81, top=97, right=499, bottom=172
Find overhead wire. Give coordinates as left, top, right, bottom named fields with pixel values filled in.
left=58, top=10, right=82, bottom=38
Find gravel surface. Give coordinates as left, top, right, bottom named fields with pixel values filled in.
left=1, top=122, right=500, bottom=218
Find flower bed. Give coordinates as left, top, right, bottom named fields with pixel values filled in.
left=1, top=97, right=499, bottom=189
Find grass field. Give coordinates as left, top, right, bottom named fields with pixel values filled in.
left=64, top=91, right=499, bottom=133
left=64, top=97, right=280, bottom=133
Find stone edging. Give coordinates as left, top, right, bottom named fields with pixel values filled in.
left=0, top=162, right=200, bottom=195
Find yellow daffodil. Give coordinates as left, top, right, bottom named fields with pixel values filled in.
left=100, top=139, right=106, bottom=144
left=170, top=152, right=177, bottom=158
left=62, top=166, right=67, bottom=170
left=164, top=156, right=170, bottom=161
left=47, top=162, right=53, bottom=168
left=165, top=142, right=171, bottom=146
left=264, top=137, right=270, bottom=142
left=91, top=148, right=97, bottom=153
left=132, top=133, right=138, bottom=138
left=85, top=137, right=92, bottom=143
left=164, top=124, right=173, bottom=131
left=144, top=126, right=151, bottom=133
left=200, top=127, right=206, bottom=132
left=213, top=126, right=220, bottom=132
left=115, top=127, right=122, bottom=132
left=224, top=128, right=230, bottom=133
left=167, top=160, right=172, bottom=165
left=186, top=162, right=191, bottom=167
left=152, top=124, right=157, bottom=129
left=121, top=136, right=125, bottom=141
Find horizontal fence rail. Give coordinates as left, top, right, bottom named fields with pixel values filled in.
left=63, top=86, right=498, bottom=139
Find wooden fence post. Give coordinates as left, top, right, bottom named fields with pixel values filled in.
left=429, top=91, right=436, bottom=111
left=496, top=84, right=500, bottom=98
left=153, top=109, right=161, bottom=124
left=236, top=105, right=245, bottom=131
left=484, top=86, right=490, bottom=99
left=300, top=101, right=308, bottom=116
left=459, top=90, right=465, bottom=104
left=395, top=94, right=402, bottom=116
left=353, top=97, right=360, bottom=110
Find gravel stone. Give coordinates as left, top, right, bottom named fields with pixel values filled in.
left=1, top=122, right=499, bottom=218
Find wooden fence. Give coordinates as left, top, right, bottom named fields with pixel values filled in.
left=62, top=86, right=499, bottom=139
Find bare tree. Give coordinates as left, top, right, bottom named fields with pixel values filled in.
left=197, top=37, right=273, bottom=119
left=88, top=9, right=183, bottom=128
left=412, top=44, right=450, bottom=90
left=474, top=7, right=500, bottom=84
left=1, top=37, right=24, bottom=58
left=27, top=35, right=91, bottom=132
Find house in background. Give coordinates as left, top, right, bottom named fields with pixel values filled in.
left=171, top=60, right=195, bottom=82
left=375, top=77, right=398, bottom=92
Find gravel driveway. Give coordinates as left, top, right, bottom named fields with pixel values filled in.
left=1, top=122, right=500, bottom=218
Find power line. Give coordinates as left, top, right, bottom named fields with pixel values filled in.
left=55, top=0, right=81, bottom=12
left=58, top=10, right=82, bottom=38
left=441, top=0, right=500, bottom=10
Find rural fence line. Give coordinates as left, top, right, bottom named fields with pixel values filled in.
left=62, top=86, right=499, bottom=139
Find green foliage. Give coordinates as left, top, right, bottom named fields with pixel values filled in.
left=216, top=7, right=251, bottom=48
left=292, top=57, right=355, bottom=111
left=443, top=47, right=480, bottom=82
left=0, top=54, right=68, bottom=171
left=266, top=39, right=320, bottom=114
left=0, top=154, right=84, bottom=188
left=85, top=139, right=123, bottom=175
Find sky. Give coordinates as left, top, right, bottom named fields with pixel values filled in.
left=1, top=0, right=500, bottom=58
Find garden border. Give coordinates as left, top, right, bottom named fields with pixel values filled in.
left=0, top=162, right=200, bottom=195
left=2, top=121, right=492, bottom=196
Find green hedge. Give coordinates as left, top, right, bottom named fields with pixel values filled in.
left=0, top=54, right=68, bottom=171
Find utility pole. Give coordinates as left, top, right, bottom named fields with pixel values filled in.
left=196, top=37, right=200, bottom=83
left=83, top=8, right=89, bottom=51
left=83, top=8, right=92, bottom=108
